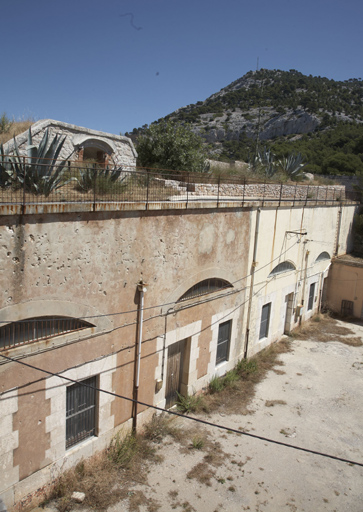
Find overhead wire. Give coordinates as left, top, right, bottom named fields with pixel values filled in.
left=0, top=352, right=362, bottom=468
left=0, top=238, right=300, bottom=325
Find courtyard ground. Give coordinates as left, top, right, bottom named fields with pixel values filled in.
left=34, top=317, right=363, bottom=512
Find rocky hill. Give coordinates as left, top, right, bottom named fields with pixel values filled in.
left=129, top=69, right=363, bottom=174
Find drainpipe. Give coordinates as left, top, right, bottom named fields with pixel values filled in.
left=335, top=205, right=343, bottom=256
left=133, top=279, right=147, bottom=432
left=244, top=207, right=261, bottom=359
left=299, top=244, right=309, bottom=325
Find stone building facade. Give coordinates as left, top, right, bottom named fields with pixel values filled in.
left=3, top=119, right=137, bottom=169
left=0, top=193, right=357, bottom=509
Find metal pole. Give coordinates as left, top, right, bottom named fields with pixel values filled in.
left=133, top=280, right=147, bottom=432
left=146, top=171, right=150, bottom=209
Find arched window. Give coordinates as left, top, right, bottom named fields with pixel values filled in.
left=268, top=261, right=296, bottom=277
left=178, top=278, right=233, bottom=302
left=315, top=252, right=330, bottom=263
left=0, top=316, right=94, bottom=351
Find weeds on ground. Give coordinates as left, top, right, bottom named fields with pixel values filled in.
left=176, top=391, right=207, bottom=414
left=290, top=313, right=362, bottom=346
left=191, top=435, right=205, bottom=450
left=42, top=426, right=163, bottom=512
left=202, top=338, right=292, bottom=415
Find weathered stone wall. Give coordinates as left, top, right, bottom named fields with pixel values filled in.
left=0, top=206, right=250, bottom=508
left=192, top=182, right=345, bottom=200
left=159, top=178, right=345, bottom=201
left=3, top=119, right=137, bottom=169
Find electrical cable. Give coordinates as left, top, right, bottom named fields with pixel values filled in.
left=0, top=352, right=362, bottom=468
left=0, top=239, right=299, bottom=325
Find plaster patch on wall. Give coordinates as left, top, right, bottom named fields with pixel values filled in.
left=226, top=229, right=235, bottom=245
left=199, top=224, right=215, bottom=255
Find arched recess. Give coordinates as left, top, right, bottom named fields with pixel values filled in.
left=268, top=261, right=296, bottom=278
left=315, top=251, right=331, bottom=263
left=0, top=300, right=113, bottom=353
left=72, top=135, right=116, bottom=155
left=162, top=268, right=236, bottom=315
left=72, top=135, right=117, bottom=166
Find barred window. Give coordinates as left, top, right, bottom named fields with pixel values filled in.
left=268, top=261, right=295, bottom=277
left=178, top=278, right=233, bottom=302
left=0, top=316, right=94, bottom=350
left=216, top=320, right=232, bottom=365
left=66, top=376, right=97, bottom=449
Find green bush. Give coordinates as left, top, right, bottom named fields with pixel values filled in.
left=176, top=391, right=205, bottom=413
left=107, top=431, right=138, bottom=467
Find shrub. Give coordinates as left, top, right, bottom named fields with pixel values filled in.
left=176, top=391, right=205, bottom=413
left=107, top=430, right=138, bottom=468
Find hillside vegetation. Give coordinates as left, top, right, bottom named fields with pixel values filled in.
left=0, top=113, right=33, bottom=146
left=128, top=69, right=363, bottom=175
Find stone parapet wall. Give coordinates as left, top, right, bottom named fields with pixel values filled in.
left=192, top=182, right=345, bottom=200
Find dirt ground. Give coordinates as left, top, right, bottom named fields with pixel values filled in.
left=38, top=319, right=363, bottom=512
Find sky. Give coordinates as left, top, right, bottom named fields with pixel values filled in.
left=2, top=0, right=363, bottom=136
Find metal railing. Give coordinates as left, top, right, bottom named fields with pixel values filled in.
left=0, top=157, right=359, bottom=210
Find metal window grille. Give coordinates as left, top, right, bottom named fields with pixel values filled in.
left=315, top=252, right=330, bottom=262
left=0, top=316, right=94, bottom=351
left=308, top=283, right=315, bottom=311
left=66, top=376, right=97, bottom=449
left=216, top=320, right=232, bottom=365
left=259, top=303, right=271, bottom=339
left=341, top=300, right=354, bottom=317
left=178, top=278, right=232, bottom=302
left=268, top=261, right=295, bottom=277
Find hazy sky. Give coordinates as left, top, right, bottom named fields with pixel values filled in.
left=2, top=0, right=362, bottom=135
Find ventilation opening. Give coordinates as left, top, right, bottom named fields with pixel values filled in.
left=0, top=316, right=94, bottom=350
left=178, top=278, right=233, bottom=302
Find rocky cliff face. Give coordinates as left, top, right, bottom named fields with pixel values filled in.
left=195, top=108, right=320, bottom=143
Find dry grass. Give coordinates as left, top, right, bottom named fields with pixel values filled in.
left=291, top=314, right=362, bottom=346
left=200, top=338, right=292, bottom=415
left=0, top=119, right=34, bottom=146
left=265, top=399, right=287, bottom=407
left=42, top=428, right=162, bottom=512
left=186, top=462, right=216, bottom=487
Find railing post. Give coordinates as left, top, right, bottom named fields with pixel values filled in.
left=242, top=177, right=246, bottom=207
left=262, top=179, right=266, bottom=207
left=186, top=173, right=189, bottom=209
left=293, top=183, right=297, bottom=206
left=325, top=186, right=328, bottom=205
left=305, top=184, right=309, bottom=206
left=316, top=186, right=319, bottom=206
left=93, top=165, right=96, bottom=212
left=279, top=182, right=283, bottom=207
left=22, top=156, right=26, bottom=214
left=332, top=188, right=335, bottom=204
left=146, top=170, right=150, bottom=209
left=217, top=175, right=220, bottom=207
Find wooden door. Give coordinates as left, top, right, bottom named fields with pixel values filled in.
left=165, top=340, right=185, bottom=408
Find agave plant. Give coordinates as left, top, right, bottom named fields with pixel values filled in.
left=249, top=146, right=278, bottom=177
left=278, top=153, right=306, bottom=179
left=8, top=128, right=73, bottom=196
left=76, top=163, right=124, bottom=194
left=0, top=144, right=13, bottom=187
